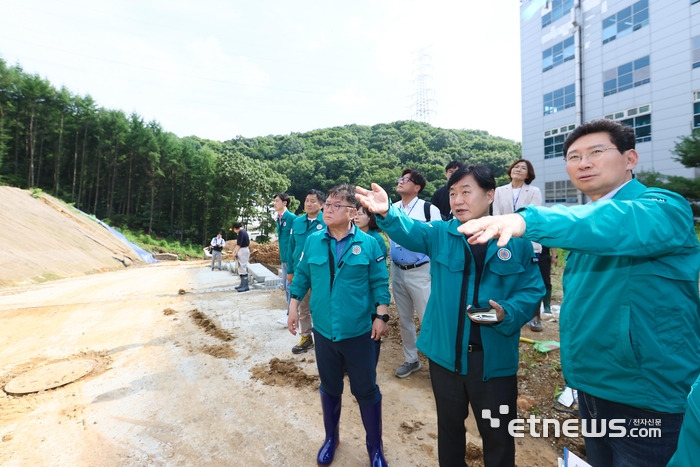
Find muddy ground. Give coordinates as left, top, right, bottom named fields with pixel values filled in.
left=0, top=260, right=575, bottom=467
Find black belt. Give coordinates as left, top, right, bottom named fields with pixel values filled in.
left=393, top=261, right=428, bottom=271
left=468, top=344, right=483, bottom=352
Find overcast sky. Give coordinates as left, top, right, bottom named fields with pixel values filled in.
left=0, top=0, right=524, bottom=142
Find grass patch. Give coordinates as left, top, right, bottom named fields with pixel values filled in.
left=117, top=228, right=202, bottom=260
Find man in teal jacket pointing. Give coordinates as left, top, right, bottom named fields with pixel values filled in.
left=460, top=119, right=700, bottom=467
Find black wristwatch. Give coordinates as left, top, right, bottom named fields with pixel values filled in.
left=372, top=313, right=390, bottom=323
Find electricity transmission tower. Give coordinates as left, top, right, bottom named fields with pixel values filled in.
left=410, top=48, right=436, bottom=123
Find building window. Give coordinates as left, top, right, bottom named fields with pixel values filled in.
left=693, top=0, right=700, bottom=5
left=603, top=56, right=650, bottom=96
left=544, top=84, right=576, bottom=115
left=545, top=180, right=578, bottom=204
left=543, top=37, right=575, bottom=72
left=602, top=0, right=649, bottom=44
left=605, top=104, right=652, bottom=143
left=544, top=124, right=576, bottom=159
left=542, top=0, right=574, bottom=28
left=693, top=36, right=700, bottom=69
left=694, top=92, right=700, bottom=128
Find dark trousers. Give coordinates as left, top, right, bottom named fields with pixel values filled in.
left=578, top=390, right=683, bottom=467
left=314, top=329, right=381, bottom=407
left=429, top=353, right=517, bottom=467
left=430, top=351, right=518, bottom=467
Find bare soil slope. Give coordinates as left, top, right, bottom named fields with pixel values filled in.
left=0, top=187, right=140, bottom=287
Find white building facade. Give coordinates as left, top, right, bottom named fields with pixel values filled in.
left=520, top=0, right=700, bottom=204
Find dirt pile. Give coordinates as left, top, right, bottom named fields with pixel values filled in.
left=250, top=357, right=319, bottom=388
left=0, top=187, right=141, bottom=287
left=250, top=241, right=280, bottom=265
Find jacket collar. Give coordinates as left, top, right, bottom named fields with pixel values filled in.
left=611, top=178, right=646, bottom=200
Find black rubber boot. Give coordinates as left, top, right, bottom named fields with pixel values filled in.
left=359, top=400, right=388, bottom=467
left=542, top=288, right=553, bottom=314
left=235, top=275, right=249, bottom=292
left=317, top=389, right=342, bottom=466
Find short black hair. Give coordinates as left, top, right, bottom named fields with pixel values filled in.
left=306, top=189, right=326, bottom=204
left=563, top=119, right=636, bottom=157
left=401, top=168, right=427, bottom=192
left=326, top=184, right=357, bottom=206
left=232, top=222, right=243, bottom=230
left=507, top=159, right=536, bottom=185
left=274, top=193, right=291, bottom=207
left=447, top=164, right=496, bottom=192
left=446, top=161, right=463, bottom=171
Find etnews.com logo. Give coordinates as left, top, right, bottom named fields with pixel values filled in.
left=481, top=405, right=662, bottom=438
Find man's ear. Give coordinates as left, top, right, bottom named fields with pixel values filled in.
left=626, top=149, right=639, bottom=171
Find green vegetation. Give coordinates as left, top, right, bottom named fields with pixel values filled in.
left=118, top=227, right=203, bottom=260
left=0, top=58, right=521, bottom=246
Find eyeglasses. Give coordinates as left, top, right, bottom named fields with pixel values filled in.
left=565, top=147, right=619, bottom=165
left=323, top=202, right=355, bottom=212
left=397, top=177, right=415, bottom=184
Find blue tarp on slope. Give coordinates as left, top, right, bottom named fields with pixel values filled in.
left=77, top=209, right=156, bottom=264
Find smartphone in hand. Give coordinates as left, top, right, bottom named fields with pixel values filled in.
left=468, top=307, right=499, bottom=323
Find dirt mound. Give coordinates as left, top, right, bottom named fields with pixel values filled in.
left=0, top=187, right=141, bottom=288
left=250, top=241, right=280, bottom=265
left=201, top=344, right=237, bottom=359
left=189, top=309, right=234, bottom=341
left=249, top=357, right=319, bottom=388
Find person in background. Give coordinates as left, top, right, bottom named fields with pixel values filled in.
left=210, top=231, right=226, bottom=271
left=288, top=184, right=390, bottom=467
left=389, top=168, right=441, bottom=378
left=354, top=205, right=388, bottom=260
left=459, top=119, right=700, bottom=467
left=232, top=223, right=250, bottom=292
left=273, top=193, right=297, bottom=326
left=431, top=160, right=463, bottom=220
left=286, top=189, right=326, bottom=354
left=357, top=165, right=544, bottom=467
left=492, top=158, right=545, bottom=332
left=538, top=246, right=558, bottom=316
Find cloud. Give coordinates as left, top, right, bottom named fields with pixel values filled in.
left=329, top=83, right=369, bottom=111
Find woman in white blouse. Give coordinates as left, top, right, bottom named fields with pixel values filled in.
left=493, top=159, right=546, bottom=332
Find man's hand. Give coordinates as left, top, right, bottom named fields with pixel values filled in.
left=468, top=300, right=505, bottom=324
left=457, top=213, right=526, bottom=247
left=288, top=300, right=300, bottom=336
left=371, top=320, right=388, bottom=341
left=286, top=273, right=294, bottom=284
left=355, top=184, right=390, bottom=216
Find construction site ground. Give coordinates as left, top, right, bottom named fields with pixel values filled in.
left=0, top=188, right=575, bottom=466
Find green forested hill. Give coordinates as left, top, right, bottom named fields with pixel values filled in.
left=0, top=58, right=521, bottom=244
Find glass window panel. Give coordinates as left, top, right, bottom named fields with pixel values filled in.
left=545, top=137, right=553, bottom=145
left=544, top=92, right=553, bottom=102
left=694, top=102, right=700, bottom=113
left=565, top=93, right=576, bottom=107
left=634, top=0, right=648, bottom=11
left=633, top=9, right=648, bottom=26
left=565, top=84, right=575, bottom=94
left=553, top=97, right=564, bottom=110
left=604, top=79, right=617, bottom=93
left=636, top=125, right=651, bottom=137
left=564, top=0, right=574, bottom=12
left=639, top=105, right=650, bottom=113
left=618, top=6, right=632, bottom=21
left=542, top=12, right=552, bottom=28
left=552, top=5, right=562, bottom=20
left=618, top=73, right=633, bottom=87
left=693, top=48, right=700, bottom=64
left=634, top=56, right=650, bottom=69
left=555, top=134, right=566, bottom=144
left=565, top=37, right=574, bottom=48
left=636, top=114, right=651, bottom=126
left=621, top=118, right=634, bottom=127
left=694, top=115, right=700, bottom=128
left=554, top=144, right=564, bottom=156
left=619, top=62, right=633, bottom=75
left=603, top=15, right=616, bottom=28
left=553, top=88, right=564, bottom=99
left=615, top=112, right=625, bottom=119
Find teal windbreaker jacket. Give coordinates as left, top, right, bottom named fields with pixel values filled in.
left=287, top=212, right=325, bottom=275
left=377, top=205, right=545, bottom=378
left=290, top=228, right=391, bottom=341
left=519, top=179, right=700, bottom=413
left=276, top=209, right=297, bottom=264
